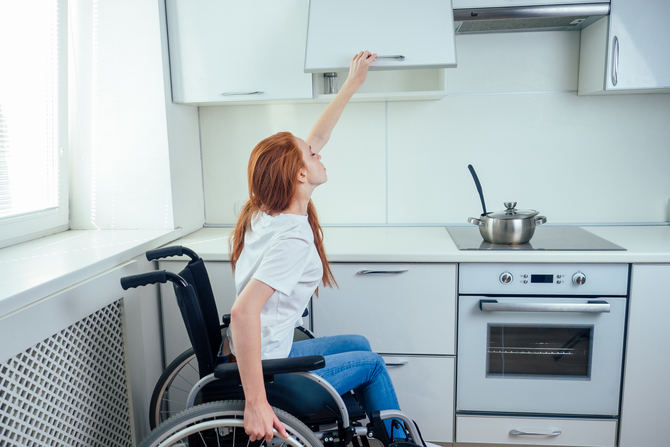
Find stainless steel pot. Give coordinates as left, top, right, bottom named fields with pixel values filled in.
left=468, top=202, right=547, bottom=245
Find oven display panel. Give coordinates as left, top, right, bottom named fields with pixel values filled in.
left=531, top=274, right=553, bottom=283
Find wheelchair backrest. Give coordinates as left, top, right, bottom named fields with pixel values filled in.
left=171, top=282, right=216, bottom=377
left=178, top=259, right=222, bottom=361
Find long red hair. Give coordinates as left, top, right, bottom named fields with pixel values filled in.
left=229, top=131, right=336, bottom=289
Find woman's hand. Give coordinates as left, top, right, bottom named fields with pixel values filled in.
left=343, top=50, right=377, bottom=92
left=244, top=398, right=289, bottom=442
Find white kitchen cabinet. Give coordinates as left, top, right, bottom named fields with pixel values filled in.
left=618, top=264, right=670, bottom=447
left=165, top=0, right=313, bottom=104
left=158, top=261, right=236, bottom=362
left=578, top=1, right=670, bottom=94
left=313, top=263, right=457, bottom=355
left=383, top=355, right=455, bottom=442
left=456, top=414, right=617, bottom=446
left=305, top=0, right=456, bottom=73
left=312, top=263, right=457, bottom=443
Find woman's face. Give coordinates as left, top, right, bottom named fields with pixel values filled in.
left=295, top=137, right=327, bottom=186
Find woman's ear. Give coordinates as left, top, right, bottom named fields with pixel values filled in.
left=297, top=167, right=308, bottom=183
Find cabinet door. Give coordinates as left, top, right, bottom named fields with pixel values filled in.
left=606, top=0, right=670, bottom=90
left=305, top=0, right=456, bottom=72
left=312, top=263, right=457, bottom=355
left=383, top=355, right=454, bottom=443
left=158, top=261, right=236, bottom=361
left=619, top=264, right=670, bottom=447
left=166, top=0, right=312, bottom=103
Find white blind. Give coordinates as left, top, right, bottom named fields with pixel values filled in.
left=0, top=1, right=61, bottom=220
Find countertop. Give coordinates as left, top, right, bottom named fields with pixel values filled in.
left=161, top=225, right=670, bottom=263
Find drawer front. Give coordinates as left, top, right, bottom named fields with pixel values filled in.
left=383, top=355, right=454, bottom=443
left=456, top=415, right=617, bottom=446
left=313, top=263, right=456, bottom=355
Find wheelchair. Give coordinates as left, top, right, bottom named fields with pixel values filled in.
left=121, top=246, right=427, bottom=447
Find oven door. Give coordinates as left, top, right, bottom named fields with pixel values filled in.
left=457, top=295, right=626, bottom=416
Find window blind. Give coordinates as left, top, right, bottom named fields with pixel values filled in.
left=0, top=1, right=66, bottom=245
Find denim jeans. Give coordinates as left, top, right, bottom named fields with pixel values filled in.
left=288, top=334, right=405, bottom=439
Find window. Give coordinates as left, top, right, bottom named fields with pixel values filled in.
left=0, top=0, right=68, bottom=248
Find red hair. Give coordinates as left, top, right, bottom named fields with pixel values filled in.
left=229, top=131, right=336, bottom=289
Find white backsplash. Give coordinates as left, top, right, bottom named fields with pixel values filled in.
left=200, top=32, right=670, bottom=226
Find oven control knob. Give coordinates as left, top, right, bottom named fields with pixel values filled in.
left=572, top=272, right=587, bottom=286
left=499, top=272, right=513, bottom=284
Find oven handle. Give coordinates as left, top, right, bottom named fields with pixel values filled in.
left=479, top=299, right=611, bottom=313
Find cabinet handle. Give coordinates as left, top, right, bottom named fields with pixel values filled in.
left=356, top=270, right=408, bottom=275
left=377, top=55, right=406, bottom=61
left=220, top=91, right=264, bottom=96
left=510, top=428, right=562, bottom=437
left=611, top=35, right=619, bottom=86
left=384, top=361, right=409, bottom=367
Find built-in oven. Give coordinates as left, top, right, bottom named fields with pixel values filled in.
left=457, top=263, right=629, bottom=417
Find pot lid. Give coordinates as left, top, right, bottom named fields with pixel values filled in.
left=486, top=202, right=539, bottom=219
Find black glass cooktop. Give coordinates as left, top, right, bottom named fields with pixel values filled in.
left=446, top=225, right=626, bottom=251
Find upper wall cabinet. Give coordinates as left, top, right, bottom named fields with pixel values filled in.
left=578, top=0, right=670, bottom=94
left=166, top=0, right=312, bottom=104
left=305, top=0, right=457, bottom=73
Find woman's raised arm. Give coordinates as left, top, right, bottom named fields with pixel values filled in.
left=306, top=50, right=377, bottom=153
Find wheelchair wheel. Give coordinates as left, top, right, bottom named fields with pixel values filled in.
left=140, top=400, right=323, bottom=447
left=150, top=347, right=199, bottom=429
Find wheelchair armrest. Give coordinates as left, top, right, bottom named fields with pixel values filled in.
left=214, top=355, right=325, bottom=381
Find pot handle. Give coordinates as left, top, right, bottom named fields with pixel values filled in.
left=468, top=217, right=484, bottom=226
left=535, top=215, right=547, bottom=225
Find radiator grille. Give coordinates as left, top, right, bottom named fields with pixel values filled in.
left=0, top=300, right=133, bottom=446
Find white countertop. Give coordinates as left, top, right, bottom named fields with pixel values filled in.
left=162, top=225, right=670, bottom=263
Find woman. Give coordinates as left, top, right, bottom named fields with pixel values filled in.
left=227, top=51, right=409, bottom=443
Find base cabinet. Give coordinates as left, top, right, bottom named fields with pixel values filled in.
left=618, top=264, right=670, bottom=447
left=384, top=356, right=454, bottom=443
left=456, top=415, right=617, bottom=446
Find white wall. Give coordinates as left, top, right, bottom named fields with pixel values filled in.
left=200, top=31, right=670, bottom=226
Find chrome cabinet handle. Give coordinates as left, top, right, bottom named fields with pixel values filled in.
left=221, top=91, right=264, bottom=96
left=356, top=269, right=408, bottom=275
left=611, top=35, right=619, bottom=86
left=384, top=361, right=409, bottom=367
left=510, top=428, right=562, bottom=437
left=377, top=55, right=405, bottom=61
left=479, top=299, right=611, bottom=313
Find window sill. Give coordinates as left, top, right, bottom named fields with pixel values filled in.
left=0, top=228, right=184, bottom=318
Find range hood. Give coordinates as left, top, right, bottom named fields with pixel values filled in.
left=454, top=2, right=610, bottom=34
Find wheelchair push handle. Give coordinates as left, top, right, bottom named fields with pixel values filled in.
left=120, top=270, right=189, bottom=290
left=145, top=245, right=199, bottom=262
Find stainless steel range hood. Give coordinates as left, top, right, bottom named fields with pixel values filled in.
left=454, top=3, right=610, bottom=34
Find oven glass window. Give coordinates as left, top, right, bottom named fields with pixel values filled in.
left=487, top=325, right=593, bottom=377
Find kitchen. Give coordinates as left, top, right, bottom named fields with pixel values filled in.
left=0, top=0, right=669, bottom=446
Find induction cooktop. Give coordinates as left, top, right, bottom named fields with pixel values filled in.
left=446, top=225, right=626, bottom=251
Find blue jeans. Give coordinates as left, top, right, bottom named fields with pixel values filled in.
left=289, top=334, right=405, bottom=439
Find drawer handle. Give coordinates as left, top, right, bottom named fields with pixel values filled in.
left=384, top=361, right=409, bottom=367
left=221, top=91, right=264, bottom=96
left=510, top=428, right=562, bottom=437
left=356, top=270, right=408, bottom=276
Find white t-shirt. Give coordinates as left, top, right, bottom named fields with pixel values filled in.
left=229, top=212, right=323, bottom=359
